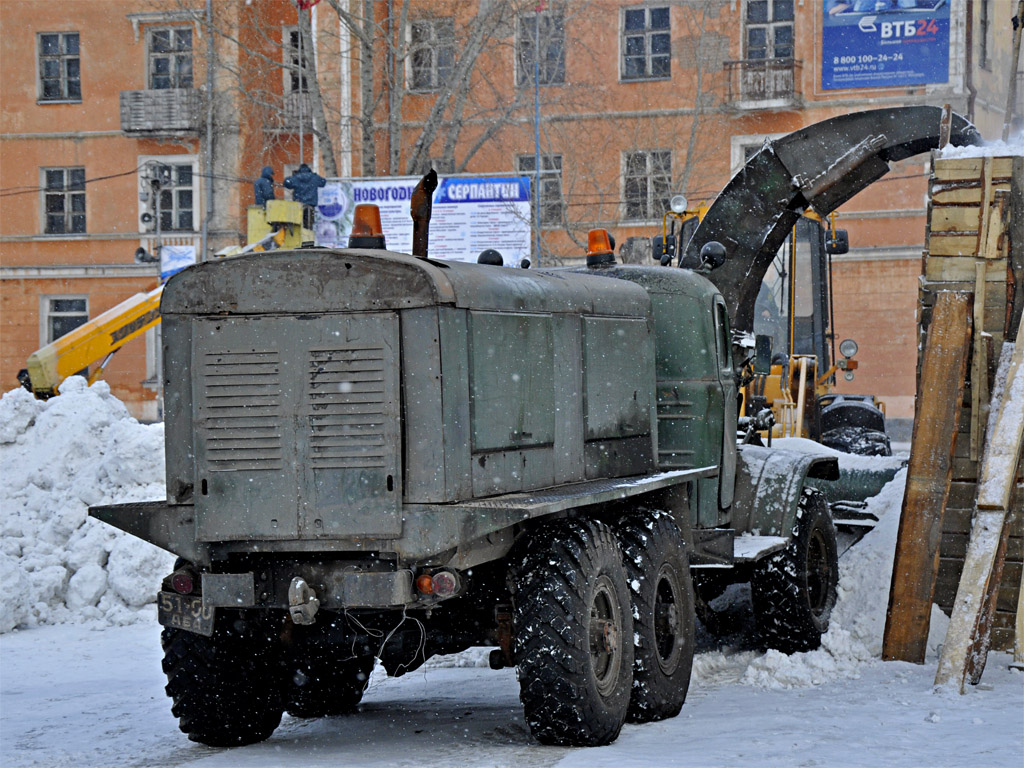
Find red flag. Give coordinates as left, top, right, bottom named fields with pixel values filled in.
left=297, top=0, right=321, bottom=9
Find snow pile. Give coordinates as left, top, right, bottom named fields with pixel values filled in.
left=937, top=131, right=1024, bottom=158
left=0, top=378, right=172, bottom=633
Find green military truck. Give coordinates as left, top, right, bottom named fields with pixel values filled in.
left=91, top=106, right=978, bottom=748
left=92, top=239, right=840, bottom=748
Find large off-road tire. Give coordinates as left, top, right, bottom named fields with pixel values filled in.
left=162, top=613, right=284, bottom=747
left=615, top=510, right=695, bottom=723
left=512, top=518, right=634, bottom=746
left=286, top=650, right=375, bottom=718
left=751, top=487, right=839, bottom=654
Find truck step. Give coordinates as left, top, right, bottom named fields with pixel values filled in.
left=831, top=500, right=879, bottom=530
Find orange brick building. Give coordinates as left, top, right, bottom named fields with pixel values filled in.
left=2, top=0, right=1019, bottom=428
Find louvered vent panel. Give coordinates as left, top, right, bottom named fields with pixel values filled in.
left=200, top=351, right=283, bottom=471
left=308, top=347, right=387, bottom=469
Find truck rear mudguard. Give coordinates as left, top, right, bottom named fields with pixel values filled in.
left=683, top=106, right=982, bottom=334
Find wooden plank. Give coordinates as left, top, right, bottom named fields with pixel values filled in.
left=1015, top=563, right=1024, bottom=666
left=971, top=262, right=988, bottom=461
left=975, top=158, right=994, bottom=259
left=935, top=334, right=1024, bottom=690
left=1008, top=157, right=1024, bottom=340
left=883, top=292, right=973, bottom=663
left=942, top=531, right=1024, bottom=562
left=930, top=206, right=981, bottom=234
left=924, top=256, right=1007, bottom=281
left=927, top=235, right=986, bottom=257
left=933, top=157, right=1015, bottom=179
left=977, top=339, right=1024, bottom=512
left=930, top=182, right=1012, bottom=205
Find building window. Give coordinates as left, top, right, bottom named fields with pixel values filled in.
left=284, top=27, right=309, bottom=94
left=43, top=167, right=86, bottom=234
left=518, top=154, right=563, bottom=226
left=517, top=10, right=565, bottom=86
left=745, top=0, right=793, bottom=60
left=141, top=161, right=195, bottom=231
left=38, top=32, right=80, bottom=101
left=148, top=27, right=193, bottom=89
left=410, top=18, right=455, bottom=91
left=41, top=296, right=88, bottom=344
left=623, top=150, right=671, bottom=221
left=979, top=0, right=991, bottom=71
left=621, top=6, right=670, bottom=81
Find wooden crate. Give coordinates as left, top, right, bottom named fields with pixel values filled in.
left=919, top=153, right=1024, bottom=653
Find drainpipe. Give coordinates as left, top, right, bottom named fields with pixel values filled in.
left=202, top=0, right=213, bottom=261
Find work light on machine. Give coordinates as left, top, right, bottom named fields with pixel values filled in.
left=670, top=195, right=688, bottom=214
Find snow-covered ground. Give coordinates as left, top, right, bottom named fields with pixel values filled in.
left=1, top=380, right=1022, bottom=767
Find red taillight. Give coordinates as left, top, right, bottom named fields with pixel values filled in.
left=171, top=570, right=195, bottom=595
left=430, top=570, right=459, bottom=598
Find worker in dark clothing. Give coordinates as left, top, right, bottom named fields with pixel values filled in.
left=284, top=163, right=327, bottom=228
left=254, top=166, right=276, bottom=206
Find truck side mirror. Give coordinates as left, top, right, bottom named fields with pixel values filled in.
left=825, top=229, right=849, bottom=255
left=754, top=334, right=773, bottom=375
left=651, top=234, right=675, bottom=265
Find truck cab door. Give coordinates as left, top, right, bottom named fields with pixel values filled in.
left=714, top=298, right=737, bottom=508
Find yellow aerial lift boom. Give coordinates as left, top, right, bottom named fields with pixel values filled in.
left=20, top=200, right=310, bottom=398
left=20, top=285, right=163, bottom=398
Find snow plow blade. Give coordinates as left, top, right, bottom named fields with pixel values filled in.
left=684, top=106, right=981, bottom=333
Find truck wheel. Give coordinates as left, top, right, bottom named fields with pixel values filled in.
left=616, top=510, right=695, bottom=723
left=162, top=614, right=284, bottom=747
left=286, top=651, right=375, bottom=718
left=512, top=518, right=634, bottom=746
left=751, top=488, right=838, bottom=653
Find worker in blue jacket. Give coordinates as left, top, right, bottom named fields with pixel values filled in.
left=253, top=166, right=276, bottom=206
left=284, top=163, right=327, bottom=228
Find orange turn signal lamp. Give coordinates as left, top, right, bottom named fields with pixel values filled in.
left=586, top=228, right=615, bottom=267
left=348, top=204, right=386, bottom=249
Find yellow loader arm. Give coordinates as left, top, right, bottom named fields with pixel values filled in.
left=23, top=285, right=163, bottom=398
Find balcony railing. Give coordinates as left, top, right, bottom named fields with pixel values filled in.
left=120, top=88, right=201, bottom=134
left=724, top=58, right=801, bottom=107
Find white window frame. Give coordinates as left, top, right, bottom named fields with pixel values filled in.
left=408, top=17, right=455, bottom=92
left=743, top=0, right=794, bottom=61
left=41, top=166, right=86, bottom=235
left=622, top=149, right=672, bottom=223
left=137, top=155, right=199, bottom=234
left=39, top=294, right=88, bottom=347
left=37, top=31, right=81, bottom=102
left=730, top=132, right=787, bottom=174
left=147, top=26, right=193, bottom=90
left=620, top=6, right=671, bottom=82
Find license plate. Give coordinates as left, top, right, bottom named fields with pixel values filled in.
left=158, top=591, right=215, bottom=637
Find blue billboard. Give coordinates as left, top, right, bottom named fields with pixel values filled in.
left=822, top=1, right=950, bottom=90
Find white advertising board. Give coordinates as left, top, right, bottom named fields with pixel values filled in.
left=315, top=175, right=532, bottom=266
